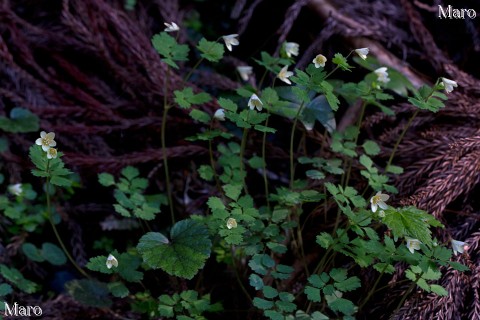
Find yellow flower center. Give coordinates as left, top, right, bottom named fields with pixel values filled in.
left=42, top=137, right=52, bottom=146
left=372, top=195, right=381, bottom=204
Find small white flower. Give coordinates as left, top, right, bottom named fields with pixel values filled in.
left=237, top=66, right=253, bottom=81
left=226, top=218, right=237, bottom=229
left=164, top=22, right=179, bottom=32
left=214, top=109, right=225, bottom=121
left=370, top=191, right=389, bottom=213
left=284, top=42, right=299, bottom=58
left=374, top=67, right=390, bottom=84
left=406, top=238, right=421, bottom=254
left=35, top=131, right=56, bottom=152
left=8, top=183, right=23, bottom=196
left=441, top=77, right=458, bottom=94
left=312, top=54, right=327, bottom=68
left=47, top=147, right=58, bottom=159
left=248, top=93, right=263, bottom=111
left=106, top=254, right=118, bottom=269
left=277, top=65, right=294, bottom=85
left=222, top=34, right=239, bottom=52
left=378, top=210, right=386, bottom=218
left=451, top=239, right=466, bottom=256
left=355, top=48, right=369, bottom=60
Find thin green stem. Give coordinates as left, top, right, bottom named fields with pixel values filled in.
left=184, top=58, right=204, bottom=83
left=393, top=281, right=417, bottom=315
left=239, top=111, right=251, bottom=192
left=45, top=163, right=89, bottom=278
left=261, top=113, right=271, bottom=210
left=385, top=109, right=419, bottom=171
left=162, top=67, right=175, bottom=224
left=344, top=101, right=367, bottom=188
left=358, top=263, right=389, bottom=310
left=208, top=121, right=223, bottom=196
left=290, top=102, right=305, bottom=188
left=231, top=249, right=253, bottom=304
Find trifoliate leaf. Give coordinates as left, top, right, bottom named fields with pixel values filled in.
left=174, top=88, right=211, bottom=109
left=332, top=53, right=352, bottom=71
left=197, top=38, right=224, bottom=62
left=152, top=32, right=189, bottom=69
left=86, top=256, right=114, bottom=274
left=137, top=220, right=212, bottom=279
left=66, top=279, right=112, bottom=308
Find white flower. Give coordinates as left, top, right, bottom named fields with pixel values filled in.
left=248, top=93, right=263, bottom=111
left=378, top=210, right=386, bottom=218
left=355, top=48, right=369, bottom=60
left=277, top=65, right=294, bottom=85
left=451, top=239, right=466, bottom=256
left=8, top=183, right=23, bottom=196
left=370, top=191, right=389, bottom=213
left=284, top=42, right=299, bottom=58
left=47, top=147, right=58, bottom=159
left=226, top=218, right=237, bottom=229
left=312, top=54, right=327, bottom=68
left=164, top=22, right=179, bottom=32
left=441, top=77, right=458, bottom=94
left=374, top=67, right=390, bottom=84
left=237, top=66, right=253, bottom=81
left=214, top=109, right=225, bottom=121
left=35, top=131, right=56, bottom=152
left=406, top=238, right=421, bottom=254
left=106, top=254, right=118, bottom=269
left=222, top=34, right=239, bottom=52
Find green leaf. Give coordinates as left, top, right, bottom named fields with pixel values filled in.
left=386, top=165, right=404, bottom=174
left=50, top=175, right=72, bottom=187
left=198, top=165, right=214, bottom=181
left=223, top=184, right=242, bottom=201
left=249, top=273, right=264, bottom=290
left=316, top=232, right=334, bottom=248
left=98, top=173, right=115, bottom=187
left=262, top=286, right=278, bottom=299
left=152, top=32, right=189, bottom=69
left=29, top=145, right=47, bottom=171
left=122, top=166, right=139, bottom=180
left=137, top=220, right=212, bottom=279
left=86, top=256, right=114, bottom=274
left=175, top=87, right=212, bottom=109
left=332, top=53, right=352, bottom=71
left=254, top=125, right=276, bottom=133
left=328, top=297, right=356, bottom=315
left=253, top=297, right=274, bottom=310
left=197, top=38, right=224, bottom=62
left=218, top=98, right=238, bottom=112
left=66, top=279, right=112, bottom=308
left=189, top=109, right=211, bottom=124
left=305, top=286, right=321, bottom=302
left=335, top=276, right=361, bottom=292
left=430, top=284, right=448, bottom=296
left=448, top=261, right=470, bottom=272
left=0, top=265, right=38, bottom=294
left=42, top=242, right=67, bottom=265
left=108, top=281, right=129, bottom=298
left=0, top=283, right=12, bottom=296
left=363, top=140, right=381, bottom=156
left=22, top=243, right=45, bottom=262
left=0, top=108, right=39, bottom=133
left=306, top=170, right=325, bottom=180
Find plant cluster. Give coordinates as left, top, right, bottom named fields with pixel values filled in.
left=0, top=19, right=469, bottom=320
